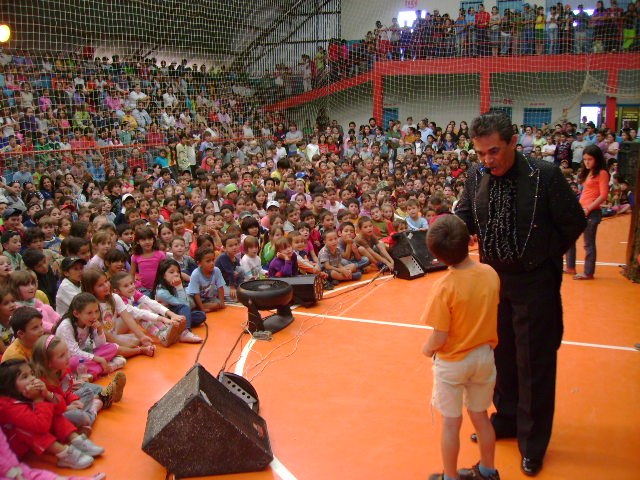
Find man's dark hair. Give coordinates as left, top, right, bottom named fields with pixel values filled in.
left=470, top=112, right=514, bottom=143
left=426, top=215, right=469, bottom=266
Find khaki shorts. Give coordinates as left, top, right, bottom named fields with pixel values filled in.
left=432, top=344, right=496, bottom=418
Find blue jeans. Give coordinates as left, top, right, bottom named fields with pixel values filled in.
left=565, top=209, right=601, bottom=276
left=349, top=256, right=370, bottom=271
left=522, top=29, right=534, bottom=54
left=169, top=304, right=206, bottom=329
left=64, top=382, right=102, bottom=428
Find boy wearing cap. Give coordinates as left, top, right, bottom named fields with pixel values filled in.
left=223, top=184, right=239, bottom=205
left=0, top=208, right=24, bottom=237
left=260, top=200, right=281, bottom=230
left=56, top=257, right=86, bottom=316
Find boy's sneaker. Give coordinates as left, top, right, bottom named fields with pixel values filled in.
left=322, top=280, right=334, bottom=291
left=108, top=355, right=127, bottom=372
left=179, top=329, right=203, bottom=343
left=57, top=445, right=94, bottom=469
left=158, top=322, right=185, bottom=347
left=458, top=463, right=501, bottom=480
left=100, top=371, right=127, bottom=408
left=71, top=433, right=105, bottom=457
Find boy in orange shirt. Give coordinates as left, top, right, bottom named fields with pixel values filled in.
left=422, top=215, right=500, bottom=480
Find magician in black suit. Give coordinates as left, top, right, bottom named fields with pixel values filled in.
left=455, top=112, right=587, bottom=476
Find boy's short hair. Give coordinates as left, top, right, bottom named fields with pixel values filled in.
left=170, top=212, right=185, bottom=223
left=38, top=216, right=56, bottom=228
left=1, top=231, right=20, bottom=245
left=10, top=306, right=42, bottom=334
left=426, top=215, right=469, bottom=266
left=220, top=204, right=234, bottom=213
left=170, top=236, right=186, bottom=247
left=357, top=216, right=372, bottom=229
left=338, top=221, right=355, bottom=232
left=104, top=248, right=127, bottom=264
left=117, top=223, right=133, bottom=236
left=195, top=246, right=215, bottom=263
left=24, top=228, right=45, bottom=245
left=22, top=249, right=46, bottom=270
left=221, top=233, right=239, bottom=247
left=322, top=228, right=337, bottom=240
left=300, top=210, right=315, bottom=221
left=406, top=199, right=419, bottom=208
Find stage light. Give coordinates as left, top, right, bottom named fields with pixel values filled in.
left=0, top=25, right=10, bottom=43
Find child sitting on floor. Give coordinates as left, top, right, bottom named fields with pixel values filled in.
left=318, top=229, right=362, bottom=284
left=111, top=272, right=185, bottom=348
left=268, top=237, right=299, bottom=278
left=0, top=359, right=104, bottom=470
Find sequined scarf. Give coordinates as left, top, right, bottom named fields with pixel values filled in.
left=482, top=176, right=520, bottom=262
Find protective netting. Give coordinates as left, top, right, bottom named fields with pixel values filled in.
left=0, top=0, right=639, bottom=178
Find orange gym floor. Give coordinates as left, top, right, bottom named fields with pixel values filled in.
left=30, top=215, right=639, bottom=480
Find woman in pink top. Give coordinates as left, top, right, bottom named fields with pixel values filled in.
left=565, top=145, right=610, bottom=280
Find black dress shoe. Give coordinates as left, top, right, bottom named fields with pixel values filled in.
left=470, top=429, right=517, bottom=442
left=521, top=457, right=543, bottom=476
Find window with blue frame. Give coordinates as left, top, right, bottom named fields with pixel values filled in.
left=523, top=108, right=552, bottom=128
left=461, top=1, right=483, bottom=14
left=497, top=1, right=522, bottom=14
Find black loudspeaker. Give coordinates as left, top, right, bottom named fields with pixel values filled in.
left=390, top=231, right=447, bottom=280
left=618, top=141, right=640, bottom=189
left=142, top=364, right=273, bottom=478
left=278, top=275, right=324, bottom=306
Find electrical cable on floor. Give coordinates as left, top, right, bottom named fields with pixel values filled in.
left=242, top=272, right=392, bottom=382
left=194, top=321, right=209, bottom=366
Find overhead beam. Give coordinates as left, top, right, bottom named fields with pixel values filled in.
left=230, top=0, right=309, bottom=70
left=243, top=0, right=337, bottom=69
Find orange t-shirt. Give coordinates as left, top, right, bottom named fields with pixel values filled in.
left=579, top=169, right=609, bottom=210
left=421, top=262, right=500, bottom=361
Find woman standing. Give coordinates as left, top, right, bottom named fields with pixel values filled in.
left=565, top=145, right=610, bottom=280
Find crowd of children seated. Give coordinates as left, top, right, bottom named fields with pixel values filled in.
left=0, top=56, right=638, bottom=476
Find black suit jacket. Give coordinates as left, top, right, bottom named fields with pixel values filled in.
left=456, top=152, right=587, bottom=273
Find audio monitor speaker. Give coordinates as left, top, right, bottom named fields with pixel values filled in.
left=278, top=274, right=324, bottom=306
left=142, top=364, right=273, bottom=478
left=390, top=230, right=447, bottom=279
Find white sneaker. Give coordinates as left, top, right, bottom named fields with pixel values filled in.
left=158, top=322, right=185, bottom=347
left=108, top=355, right=127, bottom=372
left=57, top=445, right=94, bottom=469
left=71, top=434, right=105, bottom=457
left=179, top=329, right=203, bottom=343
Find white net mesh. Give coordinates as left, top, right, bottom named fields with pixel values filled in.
left=0, top=0, right=639, bottom=179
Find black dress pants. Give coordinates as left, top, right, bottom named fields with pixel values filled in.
left=493, top=259, right=563, bottom=461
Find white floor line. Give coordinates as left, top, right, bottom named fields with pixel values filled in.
left=233, top=330, right=298, bottom=480
left=288, top=310, right=636, bottom=351
left=233, top=338, right=256, bottom=376
left=270, top=457, right=297, bottom=480
left=561, top=340, right=637, bottom=352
